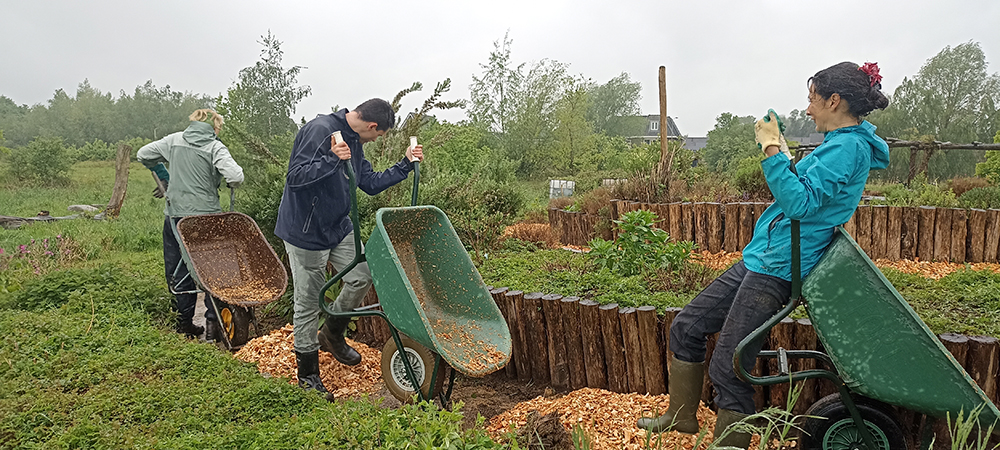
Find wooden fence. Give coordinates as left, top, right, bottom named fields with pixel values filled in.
left=549, top=200, right=1000, bottom=264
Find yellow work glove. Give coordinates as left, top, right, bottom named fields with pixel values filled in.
left=754, top=109, right=785, bottom=154
left=777, top=134, right=792, bottom=160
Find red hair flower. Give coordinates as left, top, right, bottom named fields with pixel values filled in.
left=859, top=62, right=882, bottom=87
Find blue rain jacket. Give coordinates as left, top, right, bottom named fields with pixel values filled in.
left=743, top=121, right=890, bottom=281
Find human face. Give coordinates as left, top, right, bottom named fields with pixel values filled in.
left=357, top=124, right=386, bottom=144
left=805, top=84, right=832, bottom=132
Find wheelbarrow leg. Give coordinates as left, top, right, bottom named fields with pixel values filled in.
left=836, top=384, right=881, bottom=450
left=387, top=325, right=427, bottom=403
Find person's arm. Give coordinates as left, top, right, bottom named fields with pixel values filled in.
left=355, top=154, right=414, bottom=196
left=285, top=125, right=343, bottom=189
left=212, top=144, right=245, bottom=188
left=137, top=138, right=170, bottom=173
left=762, top=140, right=858, bottom=220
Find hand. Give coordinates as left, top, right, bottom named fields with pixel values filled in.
left=754, top=109, right=785, bottom=153
left=330, top=135, right=351, bottom=160
left=153, top=180, right=168, bottom=198
left=406, top=144, right=424, bottom=162
left=227, top=181, right=241, bottom=189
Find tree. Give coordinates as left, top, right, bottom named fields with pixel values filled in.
left=587, top=72, right=642, bottom=137
left=218, top=31, right=311, bottom=139
left=699, top=113, right=757, bottom=173
left=780, top=109, right=815, bottom=138
left=468, top=31, right=524, bottom=136
left=553, top=80, right=595, bottom=172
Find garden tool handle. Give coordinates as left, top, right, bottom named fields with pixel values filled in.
left=229, top=186, right=235, bottom=212
left=317, top=156, right=365, bottom=317
left=789, top=150, right=804, bottom=300
left=411, top=161, right=420, bottom=206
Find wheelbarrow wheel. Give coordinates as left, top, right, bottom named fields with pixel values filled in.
left=799, top=393, right=906, bottom=450
left=381, top=336, right=445, bottom=403
left=220, top=303, right=252, bottom=347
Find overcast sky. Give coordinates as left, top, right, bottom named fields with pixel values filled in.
left=3, top=0, right=999, bottom=136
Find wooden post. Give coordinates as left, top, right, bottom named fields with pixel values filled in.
left=871, top=205, right=888, bottom=260
left=703, top=332, right=718, bottom=406
left=600, top=303, right=628, bottom=393
left=740, top=203, right=755, bottom=250
left=506, top=290, right=532, bottom=382
left=887, top=206, right=903, bottom=261
left=918, top=206, right=936, bottom=261
left=934, top=208, right=953, bottom=262
left=793, top=318, right=818, bottom=416
left=578, top=300, right=607, bottom=389
left=968, top=209, right=987, bottom=263
left=637, top=306, right=666, bottom=395
left=106, top=144, right=132, bottom=218
left=541, top=294, right=569, bottom=388
left=662, top=307, right=682, bottom=378
left=968, top=336, right=999, bottom=403
left=951, top=208, right=968, bottom=263
left=768, top=318, right=795, bottom=409
left=656, top=65, right=673, bottom=187
left=986, top=209, right=1000, bottom=263
left=668, top=203, right=682, bottom=243
left=938, top=333, right=969, bottom=368
left=681, top=202, right=694, bottom=243
left=490, top=287, right=515, bottom=379
left=901, top=207, right=918, bottom=261
left=707, top=202, right=722, bottom=252
left=620, top=307, right=645, bottom=393
left=523, top=292, right=550, bottom=385
left=724, top=203, right=740, bottom=253
left=843, top=209, right=857, bottom=239
left=753, top=203, right=769, bottom=226
left=855, top=205, right=872, bottom=255
left=560, top=297, right=588, bottom=390
left=694, top=202, right=708, bottom=249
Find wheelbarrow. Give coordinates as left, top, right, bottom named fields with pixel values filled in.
left=156, top=176, right=288, bottom=351
left=734, top=156, right=1000, bottom=450
left=317, top=152, right=512, bottom=405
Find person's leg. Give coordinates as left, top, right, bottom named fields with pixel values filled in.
left=163, top=217, right=201, bottom=337
left=637, top=261, right=749, bottom=432
left=318, top=231, right=372, bottom=365
left=284, top=240, right=332, bottom=397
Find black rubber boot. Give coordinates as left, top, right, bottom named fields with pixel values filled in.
left=295, top=350, right=333, bottom=401
left=318, top=318, right=361, bottom=366
left=713, top=408, right=752, bottom=449
left=204, top=318, right=221, bottom=343
left=636, top=356, right=704, bottom=433
left=177, top=319, right=204, bottom=339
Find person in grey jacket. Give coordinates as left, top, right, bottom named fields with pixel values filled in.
left=137, top=109, right=244, bottom=339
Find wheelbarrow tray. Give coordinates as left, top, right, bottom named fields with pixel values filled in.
left=176, top=212, right=287, bottom=307
left=365, top=206, right=512, bottom=377
left=802, top=226, right=1000, bottom=425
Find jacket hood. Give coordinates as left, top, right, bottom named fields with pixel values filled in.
left=827, top=120, right=889, bottom=170
left=182, top=121, right=217, bottom=147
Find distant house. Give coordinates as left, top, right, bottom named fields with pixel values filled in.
left=624, top=115, right=682, bottom=145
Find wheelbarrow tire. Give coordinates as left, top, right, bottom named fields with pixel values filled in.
left=220, top=303, right=252, bottom=347
left=799, top=393, right=906, bottom=450
left=381, top=336, right=445, bottom=403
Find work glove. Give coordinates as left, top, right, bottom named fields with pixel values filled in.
left=153, top=180, right=168, bottom=198
left=777, top=134, right=792, bottom=160
left=754, top=109, right=785, bottom=153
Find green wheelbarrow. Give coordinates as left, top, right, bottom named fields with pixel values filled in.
left=318, top=156, right=512, bottom=405
left=734, top=160, right=1000, bottom=450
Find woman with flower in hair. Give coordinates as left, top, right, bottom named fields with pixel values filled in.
left=636, top=62, right=890, bottom=448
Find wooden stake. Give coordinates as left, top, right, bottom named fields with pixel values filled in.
left=637, top=305, right=666, bottom=395
left=620, top=307, right=645, bottom=393
left=901, top=207, right=918, bottom=261
left=579, top=300, right=607, bottom=389
left=506, top=290, right=532, bottom=382
left=968, top=209, right=987, bottom=263
left=600, top=303, right=628, bottom=393
left=887, top=206, right=903, bottom=260
left=662, top=307, right=682, bottom=377
left=855, top=205, right=873, bottom=255
left=918, top=206, right=936, bottom=261
left=968, top=336, right=999, bottom=403
left=490, top=287, right=515, bottom=379
left=542, top=294, right=569, bottom=388
left=843, top=209, right=857, bottom=239
left=934, top=208, right=953, bottom=262
left=656, top=66, right=673, bottom=187
left=681, top=202, right=694, bottom=242
left=871, top=205, right=888, bottom=260
left=938, top=333, right=969, bottom=368
left=792, top=318, right=818, bottom=416
left=106, top=143, right=132, bottom=218
left=768, top=318, right=795, bottom=409
left=951, top=208, right=967, bottom=263
left=560, top=296, right=588, bottom=390
left=986, top=209, right=1000, bottom=263
left=707, top=202, right=723, bottom=252
left=524, top=292, right=550, bottom=385
left=724, top=203, right=740, bottom=252
left=703, top=332, right=718, bottom=406
left=668, top=202, right=682, bottom=243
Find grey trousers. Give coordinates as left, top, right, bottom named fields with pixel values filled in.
left=669, top=261, right=791, bottom=414
left=284, top=232, right=373, bottom=353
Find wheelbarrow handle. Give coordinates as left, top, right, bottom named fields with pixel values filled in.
left=319, top=158, right=365, bottom=317
left=411, top=160, right=419, bottom=207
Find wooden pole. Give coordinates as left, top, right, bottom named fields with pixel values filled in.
left=843, top=209, right=857, bottom=239
left=106, top=144, right=132, bottom=218
left=620, top=307, right=646, bottom=393
left=887, top=206, right=903, bottom=260
left=703, top=332, right=718, bottom=406
left=724, top=203, right=740, bottom=253
left=918, top=206, right=936, bottom=261
left=986, top=209, right=1000, bottom=263
left=524, top=292, right=550, bottom=385
left=541, top=294, right=569, bottom=388
left=934, top=208, right=953, bottom=262
left=855, top=205, right=872, bottom=255
left=951, top=208, right=968, bottom=263
left=506, top=290, right=532, bottom=382
left=968, top=336, right=999, bottom=403
left=656, top=66, right=673, bottom=189
left=694, top=202, right=708, bottom=251
left=753, top=203, right=769, bottom=229
left=968, top=209, right=987, bottom=263
left=637, top=305, right=666, bottom=395
left=901, top=207, right=919, bottom=261
left=740, top=203, right=755, bottom=249
left=490, top=287, right=516, bottom=379
left=768, top=318, right=795, bottom=409
left=871, top=205, right=888, bottom=260
left=938, top=333, right=969, bottom=368
left=600, top=303, right=628, bottom=393
left=668, top=203, right=682, bottom=243
left=560, top=296, right=588, bottom=389
left=662, top=307, right=682, bottom=377
left=681, top=202, right=694, bottom=242
left=707, top=202, right=722, bottom=252
left=579, top=300, right=607, bottom=389
left=792, top=318, right=818, bottom=416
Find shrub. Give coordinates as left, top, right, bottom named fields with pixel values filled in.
left=976, top=150, right=1000, bottom=184
left=958, top=186, right=1000, bottom=209
left=588, top=209, right=694, bottom=276
left=949, top=176, right=991, bottom=197
left=870, top=175, right=958, bottom=207
left=732, top=155, right=770, bottom=199
left=3, top=137, right=73, bottom=185
left=548, top=196, right=574, bottom=210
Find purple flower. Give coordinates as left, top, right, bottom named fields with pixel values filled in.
left=19, top=245, right=27, bottom=253
left=0, top=248, right=4, bottom=255
left=44, top=251, right=54, bottom=256
left=56, top=234, right=62, bottom=239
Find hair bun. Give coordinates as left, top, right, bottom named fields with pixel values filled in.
left=867, top=86, right=890, bottom=110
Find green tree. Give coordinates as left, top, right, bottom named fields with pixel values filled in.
left=553, top=80, right=595, bottom=173
left=699, top=113, right=757, bottom=173
left=218, top=31, right=311, bottom=139
left=4, top=137, right=72, bottom=184
left=780, top=109, right=815, bottom=138
left=587, top=72, right=642, bottom=137
left=468, top=31, right=524, bottom=136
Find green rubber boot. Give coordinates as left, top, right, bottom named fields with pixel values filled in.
left=713, top=408, right=752, bottom=449
left=636, top=356, right=703, bottom=433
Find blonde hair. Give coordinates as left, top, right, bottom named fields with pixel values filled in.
left=189, top=109, right=224, bottom=131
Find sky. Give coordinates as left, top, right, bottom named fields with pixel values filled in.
left=2, top=0, right=999, bottom=137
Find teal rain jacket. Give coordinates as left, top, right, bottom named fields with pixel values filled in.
left=137, top=121, right=244, bottom=217
left=742, top=121, right=890, bottom=281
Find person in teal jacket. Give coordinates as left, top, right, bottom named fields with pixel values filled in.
left=636, top=62, right=890, bottom=448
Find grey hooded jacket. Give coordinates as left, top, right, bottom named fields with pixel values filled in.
left=137, top=121, right=244, bottom=217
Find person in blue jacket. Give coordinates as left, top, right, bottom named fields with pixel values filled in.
left=636, top=62, right=890, bottom=448
left=274, top=99, right=423, bottom=397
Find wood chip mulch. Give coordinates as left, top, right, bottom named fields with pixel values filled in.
left=486, top=388, right=760, bottom=450
left=233, top=324, right=384, bottom=398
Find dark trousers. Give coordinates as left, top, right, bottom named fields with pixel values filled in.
left=669, top=261, right=791, bottom=414
left=163, top=217, right=216, bottom=322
